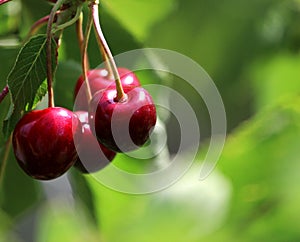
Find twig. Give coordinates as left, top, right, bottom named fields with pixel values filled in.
left=0, top=85, right=9, bottom=104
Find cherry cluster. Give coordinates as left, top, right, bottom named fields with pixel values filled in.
left=11, top=0, right=157, bottom=180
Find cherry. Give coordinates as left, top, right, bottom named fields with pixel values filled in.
left=89, top=87, right=157, bottom=152
left=73, top=111, right=116, bottom=173
left=12, top=107, right=81, bottom=180
left=74, top=67, right=140, bottom=110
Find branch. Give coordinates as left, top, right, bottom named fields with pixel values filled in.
left=0, top=85, right=9, bottom=104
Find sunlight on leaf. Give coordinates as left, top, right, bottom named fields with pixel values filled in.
left=36, top=200, right=100, bottom=242
left=248, top=52, right=300, bottom=110
left=204, top=95, right=300, bottom=241
left=102, top=0, right=176, bottom=41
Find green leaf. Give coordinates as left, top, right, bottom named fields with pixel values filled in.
left=248, top=52, right=300, bottom=110
left=0, top=146, right=41, bottom=218
left=202, top=96, right=300, bottom=241
left=0, top=209, right=22, bottom=242
left=0, top=1, right=20, bottom=36
left=36, top=200, right=100, bottom=242
left=102, top=0, right=176, bottom=41
left=2, top=35, right=57, bottom=138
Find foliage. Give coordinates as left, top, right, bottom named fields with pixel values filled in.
left=3, top=35, right=57, bottom=137
left=0, top=0, right=300, bottom=241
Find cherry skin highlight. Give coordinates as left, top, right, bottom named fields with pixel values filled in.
left=74, top=67, right=140, bottom=110
left=12, top=107, right=81, bottom=180
left=89, top=87, right=157, bottom=152
left=73, top=111, right=116, bottom=173
left=74, top=67, right=140, bottom=109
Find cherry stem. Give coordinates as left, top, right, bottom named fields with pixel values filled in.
left=46, top=0, right=64, bottom=108
left=24, top=12, right=59, bottom=43
left=89, top=2, right=112, bottom=79
left=90, top=2, right=127, bottom=102
left=26, top=15, right=50, bottom=41
left=90, top=3, right=113, bottom=80
left=99, top=38, right=113, bottom=80
left=0, top=85, right=9, bottom=104
left=0, top=135, right=12, bottom=190
left=76, top=13, right=86, bottom=66
left=52, top=5, right=82, bottom=33
left=81, top=6, right=93, bottom=101
left=76, top=12, right=91, bottom=70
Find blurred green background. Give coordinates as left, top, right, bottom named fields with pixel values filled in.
left=1, top=0, right=300, bottom=241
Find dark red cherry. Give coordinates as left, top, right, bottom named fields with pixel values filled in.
left=89, top=87, right=157, bottom=152
left=73, top=111, right=116, bottom=173
left=116, top=67, right=141, bottom=91
left=12, top=107, right=81, bottom=180
left=74, top=67, right=140, bottom=110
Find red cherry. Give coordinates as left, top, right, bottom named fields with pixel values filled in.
left=116, top=67, right=142, bottom=91
left=74, top=67, right=140, bottom=110
left=89, top=87, right=157, bottom=152
left=73, top=111, right=116, bottom=173
left=12, top=107, right=81, bottom=180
